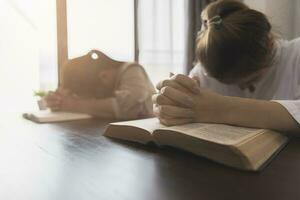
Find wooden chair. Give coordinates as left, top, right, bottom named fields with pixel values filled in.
left=61, top=50, right=122, bottom=98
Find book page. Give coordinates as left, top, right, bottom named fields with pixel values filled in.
left=109, top=118, right=164, bottom=134
left=158, top=123, right=264, bottom=145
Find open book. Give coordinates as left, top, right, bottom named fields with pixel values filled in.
left=23, top=110, right=92, bottom=123
left=104, top=118, right=288, bottom=171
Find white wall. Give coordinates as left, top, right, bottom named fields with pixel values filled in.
left=244, top=0, right=300, bottom=40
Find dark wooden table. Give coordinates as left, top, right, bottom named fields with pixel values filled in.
left=1, top=113, right=300, bottom=200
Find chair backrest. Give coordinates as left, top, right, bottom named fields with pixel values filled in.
left=61, top=50, right=121, bottom=98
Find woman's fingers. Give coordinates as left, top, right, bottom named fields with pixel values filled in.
left=45, top=100, right=61, bottom=110
left=156, top=79, right=191, bottom=94
left=153, top=104, right=195, bottom=126
left=152, top=93, right=176, bottom=106
left=156, top=74, right=200, bottom=95
left=191, top=76, right=201, bottom=87
left=46, top=99, right=61, bottom=111
left=160, top=86, right=195, bottom=108
left=57, top=87, right=71, bottom=96
left=171, top=74, right=200, bottom=94
left=45, top=92, right=61, bottom=101
left=44, top=92, right=62, bottom=109
left=153, top=86, right=198, bottom=126
left=154, top=105, right=195, bottom=118
left=159, top=117, right=193, bottom=126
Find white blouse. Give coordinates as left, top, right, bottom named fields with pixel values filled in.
left=112, top=62, right=156, bottom=120
left=189, top=38, right=300, bottom=124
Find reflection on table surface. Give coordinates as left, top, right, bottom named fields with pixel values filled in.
left=0, top=113, right=300, bottom=200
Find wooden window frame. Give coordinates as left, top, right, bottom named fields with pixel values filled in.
left=56, top=0, right=138, bottom=85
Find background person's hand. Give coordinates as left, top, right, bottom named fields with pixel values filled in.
left=44, top=91, right=62, bottom=111
left=45, top=88, right=78, bottom=112
left=58, top=94, right=80, bottom=112
left=56, top=87, right=71, bottom=97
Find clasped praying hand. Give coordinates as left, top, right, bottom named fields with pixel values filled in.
left=152, top=74, right=230, bottom=126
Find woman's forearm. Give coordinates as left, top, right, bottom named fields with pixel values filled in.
left=153, top=74, right=300, bottom=134
left=221, top=96, right=300, bottom=133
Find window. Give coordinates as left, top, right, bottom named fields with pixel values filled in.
left=67, top=0, right=135, bottom=61
left=0, top=0, right=57, bottom=112
left=0, top=0, right=135, bottom=112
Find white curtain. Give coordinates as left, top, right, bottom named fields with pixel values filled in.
left=137, top=0, right=189, bottom=85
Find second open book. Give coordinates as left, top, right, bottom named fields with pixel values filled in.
left=23, top=110, right=92, bottom=123
left=104, top=118, right=288, bottom=171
